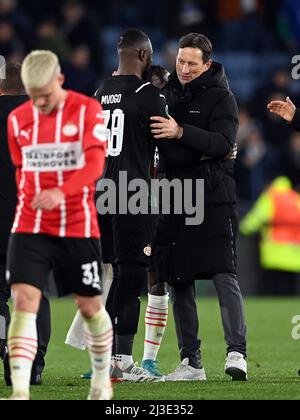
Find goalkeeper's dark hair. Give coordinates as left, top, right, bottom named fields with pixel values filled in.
left=149, top=65, right=169, bottom=83
left=118, top=29, right=150, bottom=50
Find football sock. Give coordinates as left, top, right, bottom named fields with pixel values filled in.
left=115, top=334, right=135, bottom=370
left=65, top=310, right=86, bottom=350
left=115, top=354, right=134, bottom=370
left=143, top=293, right=169, bottom=361
left=102, top=264, right=113, bottom=305
left=83, top=308, right=113, bottom=389
left=65, top=265, right=113, bottom=351
left=116, top=334, right=134, bottom=356
left=0, top=314, right=6, bottom=358
left=8, top=311, right=38, bottom=398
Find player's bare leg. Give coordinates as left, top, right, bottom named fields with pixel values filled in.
left=142, top=272, right=169, bottom=377
left=75, top=295, right=113, bottom=400
left=6, top=284, right=41, bottom=401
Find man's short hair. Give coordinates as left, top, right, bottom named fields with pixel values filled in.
left=149, top=65, right=169, bottom=83
left=179, top=33, right=213, bottom=64
left=0, top=63, right=25, bottom=95
left=118, top=29, right=150, bottom=51
left=21, top=50, right=61, bottom=90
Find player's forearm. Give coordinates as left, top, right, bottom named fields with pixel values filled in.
left=60, top=148, right=106, bottom=197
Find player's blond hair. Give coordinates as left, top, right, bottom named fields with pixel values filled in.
left=21, top=50, right=61, bottom=90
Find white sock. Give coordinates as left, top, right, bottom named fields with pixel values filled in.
left=0, top=315, right=6, bottom=339
left=65, top=310, right=86, bottom=350
left=102, top=264, right=113, bottom=304
left=143, top=294, right=169, bottom=362
left=115, top=354, right=134, bottom=370
left=83, top=308, right=113, bottom=390
left=8, top=311, right=38, bottom=397
left=65, top=264, right=113, bottom=351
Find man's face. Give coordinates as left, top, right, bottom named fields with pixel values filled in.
left=176, top=47, right=212, bottom=86
left=28, top=74, right=64, bottom=115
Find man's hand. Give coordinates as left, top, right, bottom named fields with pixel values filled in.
left=150, top=116, right=183, bottom=140
left=267, top=97, right=296, bottom=122
left=31, top=188, right=65, bottom=211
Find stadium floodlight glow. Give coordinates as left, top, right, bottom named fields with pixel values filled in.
left=0, top=56, right=6, bottom=80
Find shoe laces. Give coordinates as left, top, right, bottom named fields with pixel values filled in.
left=227, top=353, right=243, bottom=362
left=130, top=363, right=155, bottom=381
left=131, top=363, right=150, bottom=376
left=173, top=363, right=188, bottom=374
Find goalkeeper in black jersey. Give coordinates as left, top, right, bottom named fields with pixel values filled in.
left=66, top=30, right=169, bottom=382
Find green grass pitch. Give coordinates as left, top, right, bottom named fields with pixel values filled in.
left=1, top=297, right=300, bottom=400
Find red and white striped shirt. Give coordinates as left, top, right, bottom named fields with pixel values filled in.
left=8, top=90, right=107, bottom=239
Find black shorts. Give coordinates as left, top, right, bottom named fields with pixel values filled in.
left=7, top=234, right=103, bottom=297
left=0, top=255, right=10, bottom=301
left=98, top=213, right=154, bottom=266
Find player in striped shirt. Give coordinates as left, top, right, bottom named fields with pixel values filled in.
left=4, top=50, right=113, bottom=400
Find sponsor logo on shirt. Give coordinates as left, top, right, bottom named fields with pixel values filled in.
left=20, top=130, right=32, bottom=141
left=22, top=142, right=85, bottom=172
left=93, top=124, right=107, bottom=142
left=62, top=123, right=79, bottom=137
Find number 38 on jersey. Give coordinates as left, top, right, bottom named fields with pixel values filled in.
left=103, top=109, right=125, bottom=157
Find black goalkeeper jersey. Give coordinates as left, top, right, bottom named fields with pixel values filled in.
left=95, top=75, right=168, bottom=186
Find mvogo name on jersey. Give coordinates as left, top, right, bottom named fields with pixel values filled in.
left=101, top=94, right=122, bottom=105
left=22, top=141, right=86, bottom=172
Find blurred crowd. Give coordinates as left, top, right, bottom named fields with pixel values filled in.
left=2, top=0, right=300, bottom=209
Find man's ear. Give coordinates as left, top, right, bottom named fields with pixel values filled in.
left=58, top=73, right=65, bottom=86
left=138, top=50, right=146, bottom=62
left=205, top=60, right=213, bottom=72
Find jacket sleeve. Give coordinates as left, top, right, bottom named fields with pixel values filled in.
left=178, top=91, right=239, bottom=158
left=291, top=108, right=300, bottom=132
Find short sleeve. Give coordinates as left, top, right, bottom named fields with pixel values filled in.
left=142, top=86, right=169, bottom=121
left=83, top=99, right=108, bottom=152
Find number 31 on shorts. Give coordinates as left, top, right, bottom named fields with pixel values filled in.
left=81, top=261, right=101, bottom=291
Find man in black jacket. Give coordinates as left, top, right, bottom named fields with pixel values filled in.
left=151, top=33, right=248, bottom=381
left=0, top=63, right=51, bottom=386
left=268, top=96, right=300, bottom=131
